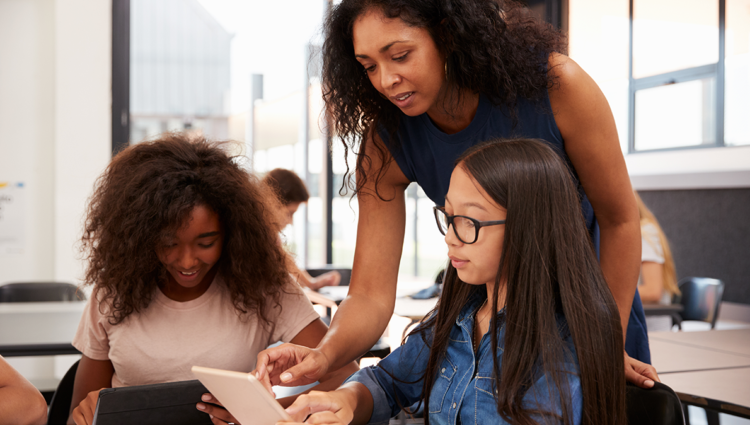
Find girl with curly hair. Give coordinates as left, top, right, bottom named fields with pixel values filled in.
left=282, top=139, right=626, bottom=425
left=68, top=133, right=358, bottom=425
left=256, top=0, right=658, bottom=393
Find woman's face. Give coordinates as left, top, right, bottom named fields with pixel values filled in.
left=157, top=204, right=223, bottom=292
left=444, top=166, right=506, bottom=286
left=352, top=9, right=446, bottom=117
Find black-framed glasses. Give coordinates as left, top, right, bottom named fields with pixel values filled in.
left=433, top=206, right=505, bottom=244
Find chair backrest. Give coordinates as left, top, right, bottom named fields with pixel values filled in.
left=0, top=282, right=85, bottom=302
left=47, top=360, right=80, bottom=425
left=677, top=277, right=725, bottom=328
left=627, top=381, right=685, bottom=425
left=306, top=267, right=352, bottom=286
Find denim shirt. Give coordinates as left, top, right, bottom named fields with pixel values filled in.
left=346, top=294, right=583, bottom=425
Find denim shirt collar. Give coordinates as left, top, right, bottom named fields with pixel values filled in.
left=456, top=290, right=506, bottom=325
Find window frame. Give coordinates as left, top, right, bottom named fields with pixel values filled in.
left=627, top=0, right=727, bottom=153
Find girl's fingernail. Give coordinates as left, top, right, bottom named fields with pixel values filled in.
left=202, top=394, right=211, bottom=401
left=197, top=403, right=205, bottom=410
left=280, top=372, right=292, bottom=382
left=645, top=379, right=654, bottom=387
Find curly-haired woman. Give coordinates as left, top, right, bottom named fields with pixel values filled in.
left=256, top=0, right=658, bottom=392
left=68, top=133, right=358, bottom=425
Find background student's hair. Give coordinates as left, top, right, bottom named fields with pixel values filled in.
left=634, top=191, right=679, bottom=297
left=80, top=132, right=289, bottom=324
left=263, top=168, right=310, bottom=206
left=414, top=139, right=625, bottom=425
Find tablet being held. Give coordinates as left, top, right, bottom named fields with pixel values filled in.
left=192, top=366, right=291, bottom=425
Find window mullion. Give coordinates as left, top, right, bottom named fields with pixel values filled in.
left=717, top=0, right=726, bottom=147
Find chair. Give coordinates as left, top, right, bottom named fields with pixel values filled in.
left=674, top=277, right=725, bottom=330
left=0, top=282, right=85, bottom=302
left=627, top=381, right=685, bottom=425
left=47, top=360, right=80, bottom=425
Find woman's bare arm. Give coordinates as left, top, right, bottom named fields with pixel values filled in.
left=0, top=356, right=47, bottom=425
left=255, top=133, right=410, bottom=386
left=549, top=53, right=659, bottom=387
left=548, top=53, right=641, bottom=339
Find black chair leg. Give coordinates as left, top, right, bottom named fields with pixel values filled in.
left=706, top=409, right=720, bottom=425
left=682, top=403, right=691, bottom=425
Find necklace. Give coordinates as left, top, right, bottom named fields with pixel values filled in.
left=473, top=298, right=490, bottom=351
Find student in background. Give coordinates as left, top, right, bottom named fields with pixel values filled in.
left=68, top=134, right=358, bottom=425
left=282, top=139, right=627, bottom=425
left=635, top=191, right=680, bottom=332
left=263, top=168, right=341, bottom=290
left=0, top=356, right=47, bottom=425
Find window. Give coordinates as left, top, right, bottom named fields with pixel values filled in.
left=569, top=0, right=750, bottom=153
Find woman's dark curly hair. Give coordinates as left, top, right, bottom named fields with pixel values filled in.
left=81, top=133, right=289, bottom=325
left=321, top=0, right=566, bottom=197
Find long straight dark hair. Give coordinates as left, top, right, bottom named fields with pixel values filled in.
left=414, top=138, right=625, bottom=425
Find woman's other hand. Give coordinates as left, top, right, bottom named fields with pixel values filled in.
left=281, top=390, right=355, bottom=425
left=625, top=351, right=660, bottom=388
left=254, top=343, right=331, bottom=392
left=196, top=393, right=241, bottom=425
left=70, top=389, right=104, bottom=425
left=309, top=271, right=342, bottom=291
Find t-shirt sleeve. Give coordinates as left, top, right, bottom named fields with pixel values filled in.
left=641, top=223, right=665, bottom=264
left=268, top=281, right=321, bottom=344
left=71, top=291, right=112, bottom=360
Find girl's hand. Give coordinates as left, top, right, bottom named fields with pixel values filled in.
left=254, top=344, right=331, bottom=392
left=196, top=393, right=241, bottom=425
left=281, top=390, right=354, bottom=424
left=625, top=351, right=659, bottom=388
left=70, top=389, right=103, bottom=425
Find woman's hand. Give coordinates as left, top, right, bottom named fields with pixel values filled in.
left=281, top=390, right=355, bottom=425
left=196, top=393, right=240, bottom=425
left=254, top=344, right=331, bottom=393
left=309, top=271, right=342, bottom=291
left=70, top=389, right=103, bottom=425
left=625, top=351, right=660, bottom=388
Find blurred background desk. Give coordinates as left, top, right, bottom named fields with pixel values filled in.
left=0, top=301, right=84, bottom=357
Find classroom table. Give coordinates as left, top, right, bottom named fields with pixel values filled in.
left=0, top=301, right=85, bottom=357
left=650, top=328, right=750, bottom=357
left=661, top=366, right=750, bottom=419
left=649, top=329, right=750, bottom=419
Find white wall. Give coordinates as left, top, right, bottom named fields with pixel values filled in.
left=0, top=0, right=56, bottom=283
left=0, top=0, right=111, bottom=286
left=53, top=0, right=112, bottom=284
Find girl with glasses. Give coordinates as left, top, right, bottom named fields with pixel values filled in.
left=281, top=138, right=626, bottom=425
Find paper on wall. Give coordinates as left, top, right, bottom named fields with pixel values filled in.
left=0, top=182, right=26, bottom=255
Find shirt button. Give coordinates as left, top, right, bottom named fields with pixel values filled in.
left=441, top=368, right=446, bottom=373
left=452, top=403, right=457, bottom=409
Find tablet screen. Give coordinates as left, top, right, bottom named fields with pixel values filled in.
left=192, top=365, right=292, bottom=425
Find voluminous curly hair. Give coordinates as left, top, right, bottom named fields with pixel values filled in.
left=81, top=133, right=289, bottom=325
left=321, top=0, right=566, bottom=197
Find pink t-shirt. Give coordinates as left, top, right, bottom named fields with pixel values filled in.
left=72, top=276, right=319, bottom=388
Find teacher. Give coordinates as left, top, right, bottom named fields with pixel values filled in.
left=257, top=0, right=658, bottom=388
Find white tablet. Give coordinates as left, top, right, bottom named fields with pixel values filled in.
left=191, top=366, right=292, bottom=425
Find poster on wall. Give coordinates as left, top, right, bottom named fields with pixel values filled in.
left=0, top=182, right=25, bottom=256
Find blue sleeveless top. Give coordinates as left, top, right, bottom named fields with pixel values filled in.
left=379, top=92, right=651, bottom=363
